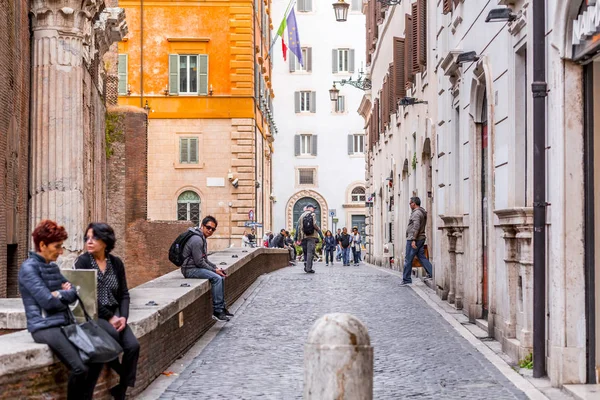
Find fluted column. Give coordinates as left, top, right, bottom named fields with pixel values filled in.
left=29, top=0, right=126, bottom=262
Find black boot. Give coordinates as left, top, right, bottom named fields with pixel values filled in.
left=110, top=384, right=128, bottom=400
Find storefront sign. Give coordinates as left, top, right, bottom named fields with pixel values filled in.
left=573, top=1, right=600, bottom=46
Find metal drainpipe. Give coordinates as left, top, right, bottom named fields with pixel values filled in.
left=532, top=0, right=548, bottom=379
left=140, top=0, right=144, bottom=108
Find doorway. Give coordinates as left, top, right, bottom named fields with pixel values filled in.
left=351, top=215, right=366, bottom=237
left=481, top=92, right=489, bottom=320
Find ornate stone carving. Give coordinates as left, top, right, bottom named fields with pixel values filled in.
left=286, top=190, right=329, bottom=231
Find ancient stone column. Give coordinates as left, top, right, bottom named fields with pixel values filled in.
left=29, top=0, right=126, bottom=263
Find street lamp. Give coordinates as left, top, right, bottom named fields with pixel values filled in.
left=485, top=8, right=517, bottom=23
left=332, top=0, right=350, bottom=22
left=329, top=83, right=340, bottom=102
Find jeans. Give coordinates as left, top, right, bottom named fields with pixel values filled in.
left=341, top=247, right=351, bottom=265
left=402, top=239, right=433, bottom=283
left=325, top=248, right=334, bottom=264
left=32, top=326, right=104, bottom=400
left=336, top=245, right=342, bottom=260
left=352, top=247, right=362, bottom=264
left=182, top=267, right=226, bottom=313
left=302, top=237, right=317, bottom=272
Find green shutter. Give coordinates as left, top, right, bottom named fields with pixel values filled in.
left=189, top=138, right=198, bottom=163
left=169, top=54, right=179, bottom=95
left=332, top=49, right=338, bottom=73
left=180, top=138, right=189, bottom=163
left=199, top=55, right=209, bottom=95
left=118, top=54, right=127, bottom=95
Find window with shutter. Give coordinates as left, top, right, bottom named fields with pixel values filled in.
left=443, top=0, right=452, bottom=15
left=310, top=92, right=316, bottom=113
left=405, top=14, right=414, bottom=88
left=337, top=49, right=350, bottom=73
left=393, top=38, right=406, bottom=102
left=179, top=137, right=199, bottom=164
left=372, top=0, right=379, bottom=45
left=199, top=55, right=209, bottom=95
left=335, top=96, right=345, bottom=113
left=348, top=135, right=354, bottom=155
left=306, top=48, right=313, bottom=72
left=300, top=134, right=312, bottom=155
left=295, top=92, right=301, bottom=113
left=169, top=54, right=179, bottom=95
left=298, top=169, right=315, bottom=185
left=118, top=54, right=128, bottom=95
left=351, top=0, right=361, bottom=12
left=376, top=0, right=382, bottom=24
left=332, top=49, right=338, bottom=73
left=297, top=0, right=306, bottom=12
left=294, top=134, right=301, bottom=156
left=417, top=0, right=427, bottom=69
left=388, top=64, right=395, bottom=116
left=411, top=3, right=419, bottom=74
left=177, top=191, right=201, bottom=225
left=366, top=1, right=373, bottom=65
left=349, top=49, right=355, bottom=73
left=311, top=135, right=318, bottom=155
left=180, top=138, right=189, bottom=163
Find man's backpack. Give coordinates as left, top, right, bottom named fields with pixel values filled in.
left=302, top=213, right=315, bottom=235
left=168, top=230, right=195, bottom=266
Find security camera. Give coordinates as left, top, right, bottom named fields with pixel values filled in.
left=231, top=178, right=239, bottom=188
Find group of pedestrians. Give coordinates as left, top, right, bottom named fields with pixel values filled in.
left=19, top=220, right=139, bottom=400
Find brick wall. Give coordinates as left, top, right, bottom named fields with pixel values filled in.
left=0, top=0, right=31, bottom=298
left=0, top=251, right=289, bottom=399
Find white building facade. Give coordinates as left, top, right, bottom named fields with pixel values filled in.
left=271, top=0, right=367, bottom=235
left=364, top=0, right=598, bottom=388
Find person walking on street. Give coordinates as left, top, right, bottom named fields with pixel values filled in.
left=335, top=228, right=342, bottom=261
left=181, top=216, right=233, bottom=321
left=401, top=197, right=433, bottom=286
left=351, top=227, right=362, bottom=266
left=324, top=230, right=336, bottom=266
left=294, top=204, right=323, bottom=273
left=338, top=227, right=352, bottom=266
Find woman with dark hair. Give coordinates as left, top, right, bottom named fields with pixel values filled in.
left=19, top=220, right=102, bottom=400
left=324, top=230, right=336, bottom=266
left=74, top=223, right=140, bottom=400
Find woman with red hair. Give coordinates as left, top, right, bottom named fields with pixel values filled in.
left=19, top=220, right=102, bottom=400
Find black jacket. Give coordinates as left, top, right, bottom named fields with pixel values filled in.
left=271, top=233, right=285, bottom=248
left=74, top=253, right=131, bottom=321
left=19, top=252, right=78, bottom=333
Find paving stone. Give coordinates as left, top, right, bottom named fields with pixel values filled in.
left=160, top=263, right=528, bottom=399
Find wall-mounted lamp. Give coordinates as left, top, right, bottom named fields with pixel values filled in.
left=231, top=178, right=239, bottom=189
left=163, top=86, right=169, bottom=96
left=255, top=181, right=261, bottom=189
left=143, top=100, right=151, bottom=112
left=399, top=97, right=428, bottom=107
left=485, top=8, right=517, bottom=23
left=127, top=84, right=132, bottom=96
left=329, top=83, right=340, bottom=102
left=456, top=51, right=480, bottom=65
left=209, top=84, right=214, bottom=96
left=332, top=0, right=350, bottom=22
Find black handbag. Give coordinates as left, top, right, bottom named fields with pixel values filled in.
left=61, top=294, right=123, bottom=363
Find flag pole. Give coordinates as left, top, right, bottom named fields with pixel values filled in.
left=267, top=0, right=296, bottom=57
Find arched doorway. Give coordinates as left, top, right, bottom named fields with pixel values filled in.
left=292, top=197, right=322, bottom=230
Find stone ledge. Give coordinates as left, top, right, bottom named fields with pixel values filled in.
left=0, top=247, right=288, bottom=381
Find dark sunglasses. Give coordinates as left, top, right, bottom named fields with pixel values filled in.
left=84, top=235, right=99, bottom=242
left=204, top=225, right=217, bottom=232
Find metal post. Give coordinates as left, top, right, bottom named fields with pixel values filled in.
left=532, top=0, right=547, bottom=379
left=304, top=313, right=373, bottom=399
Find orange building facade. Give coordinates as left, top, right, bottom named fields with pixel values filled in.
left=117, top=0, right=276, bottom=249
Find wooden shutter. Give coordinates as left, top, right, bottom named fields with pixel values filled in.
left=169, top=54, right=179, bottom=95
left=372, top=0, right=379, bottom=45
left=180, top=138, right=189, bottom=163
left=351, top=0, right=361, bottom=11
left=366, top=1, right=372, bottom=65
left=307, top=47, right=313, bottom=72
left=332, top=49, right=338, bottom=73
left=289, top=55, right=296, bottom=72
left=405, top=14, right=414, bottom=88
left=189, top=138, right=198, bottom=163
left=306, top=0, right=312, bottom=12
left=374, top=98, right=380, bottom=136
left=411, top=3, right=419, bottom=73
left=393, top=38, right=406, bottom=101
left=199, top=55, right=209, bottom=95
left=118, top=54, right=127, bottom=95
left=453, top=0, right=460, bottom=6
left=388, top=64, right=395, bottom=117
left=349, top=49, right=355, bottom=73
left=376, top=0, right=382, bottom=24
left=443, top=0, right=452, bottom=15
left=294, top=91, right=300, bottom=113
left=340, top=96, right=345, bottom=112
left=417, top=0, right=427, bottom=69
left=311, top=135, right=318, bottom=155
left=348, top=135, right=354, bottom=154
left=294, top=135, right=301, bottom=156
left=297, top=0, right=306, bottom=12
left=310, top=91, right=316, bottom=113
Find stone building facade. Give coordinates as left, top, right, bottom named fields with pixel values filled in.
left=271, top=0, right=367, bottom=236
left=117, top=0, right=275, bottom=250
left=363, top=0, right=598, bottom=388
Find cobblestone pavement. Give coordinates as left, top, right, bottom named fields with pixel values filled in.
left=160, top=263, right=528, bottom=400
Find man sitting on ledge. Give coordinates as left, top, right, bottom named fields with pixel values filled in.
left=181, top=216, right=233, bottom=322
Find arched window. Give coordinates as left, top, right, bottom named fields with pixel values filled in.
left=292, top=197, right=321, bottom=229
left=177, top=191, right=201, bottom=226
left=351, top=187, right=366, bottom=202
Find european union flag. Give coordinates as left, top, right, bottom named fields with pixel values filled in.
left=287, top=8, right=303, bottom=67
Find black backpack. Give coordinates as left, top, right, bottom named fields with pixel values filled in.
left=302, top=213, right=315, bottom=235
left=168, top=230, right=195, bottom=266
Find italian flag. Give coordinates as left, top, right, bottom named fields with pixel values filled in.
left=277, top=17, right=288, bottom=61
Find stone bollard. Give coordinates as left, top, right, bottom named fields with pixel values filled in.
left=304, top=313, right=373, bottom=400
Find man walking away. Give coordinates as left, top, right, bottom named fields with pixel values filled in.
left=351, top=227, right=362, bottom=266
left=401, top=197, right=433, bottom=286
left=294, top=204, right=323, bottom=273
left=338, top=227, right=352, bottom=266
left=335, top=228, right=342, bottom=261
left=181, top=216, right=233, bottom=321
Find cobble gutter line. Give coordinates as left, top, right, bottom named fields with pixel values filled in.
left=367, top=264, right=549, bottom=400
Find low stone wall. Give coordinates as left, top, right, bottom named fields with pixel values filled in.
left=0, top=247, right=288, bottom=399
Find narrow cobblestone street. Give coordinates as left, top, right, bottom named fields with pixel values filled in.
left=159, top=262, right=528, bottom=399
